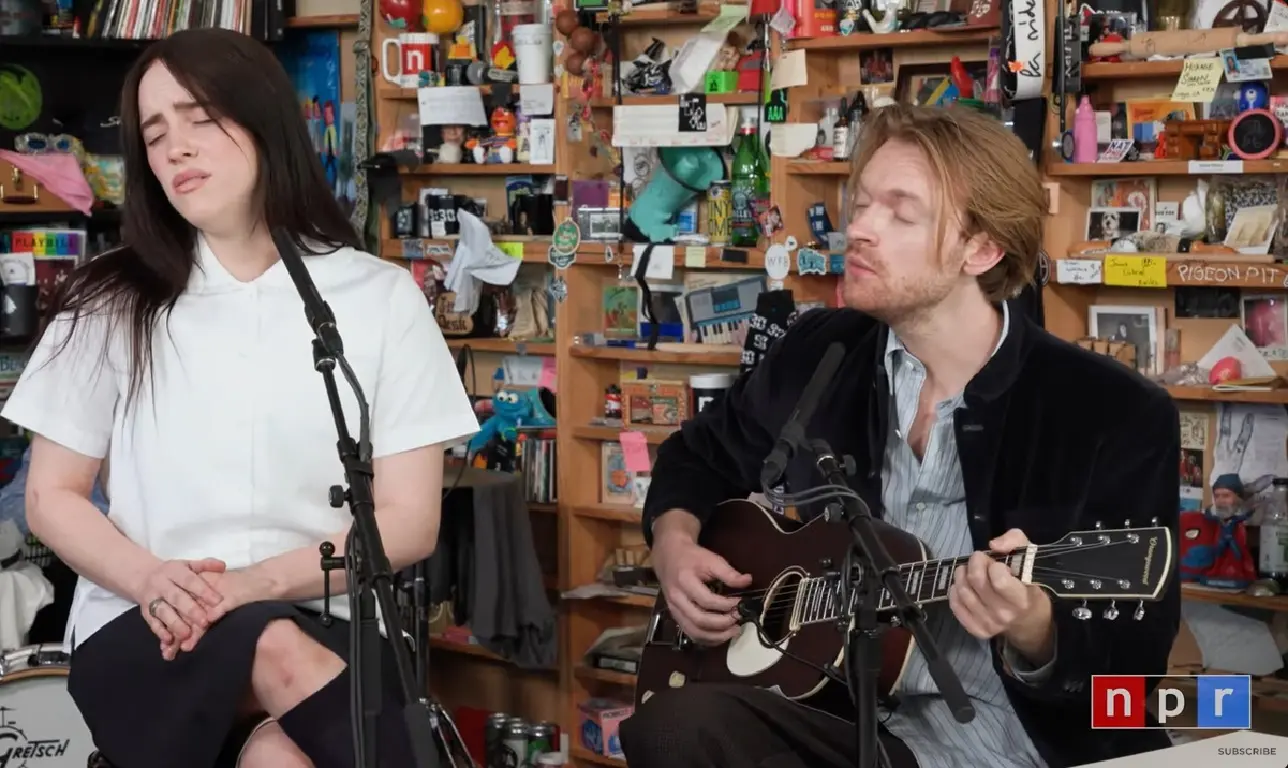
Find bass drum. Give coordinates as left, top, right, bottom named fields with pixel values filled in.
left=0, top=644, right=95, bottom=766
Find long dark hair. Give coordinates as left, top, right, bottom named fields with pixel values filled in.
left=47, top=28, right=362, bottom=409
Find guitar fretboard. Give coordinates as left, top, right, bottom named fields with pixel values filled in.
left=791, top=551, right=1028, bottom=628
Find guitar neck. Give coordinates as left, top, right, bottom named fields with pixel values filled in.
left=794, top=549, right=1029, bottom=627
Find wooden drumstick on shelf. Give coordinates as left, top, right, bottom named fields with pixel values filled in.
left=1089, top=29, right=1288, bottom=59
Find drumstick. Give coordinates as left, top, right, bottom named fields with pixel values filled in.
left=1089, top=29, right=1288, bottom=59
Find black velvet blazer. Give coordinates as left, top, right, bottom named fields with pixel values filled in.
left=642, top=303, right=1183, bottom=767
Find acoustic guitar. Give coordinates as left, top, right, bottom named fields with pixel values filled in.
left=634, top=499, right=1173, bottom=707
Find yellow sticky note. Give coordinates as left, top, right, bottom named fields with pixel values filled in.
left=497, top=242, right=525, bottom=260
left=1104, top=255, right=1167, bottom=288
left=1171, top=58, right=1223, bottom=103
left=684, top=246, right=707, bottom=268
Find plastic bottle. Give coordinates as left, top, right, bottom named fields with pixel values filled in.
left=1073, top=95, right=1098, bottom=163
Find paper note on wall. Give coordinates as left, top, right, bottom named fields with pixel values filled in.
left=1055, top=259, right=1103, bottom=284
left=619, top=431, right=652, bottom=473
left=1104, top=255, right=1167, bottom=288
left=1170, top=58, right=1223, bottom=102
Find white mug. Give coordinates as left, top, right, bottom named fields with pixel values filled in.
left=512, top=24, right=552, bottom=85
left=382, top=32, right=437, bottom=89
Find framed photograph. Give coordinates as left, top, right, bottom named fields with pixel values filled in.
left=860, top=47, right=894, bottom=85
left=1089, top=305, right=1158, bottom=373
left=895, top=61, right=988, bottom=107
left=1086, top=206, right=1142, bottom=241
left=577, top=207, right=624, bottom=241
left=1241, top=293, right=1288, bottom=360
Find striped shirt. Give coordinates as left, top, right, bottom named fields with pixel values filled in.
left=877, top=302, right=1050, bottom=768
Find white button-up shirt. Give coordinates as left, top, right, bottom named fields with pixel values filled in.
left=2, top=237, right=479, bottom=649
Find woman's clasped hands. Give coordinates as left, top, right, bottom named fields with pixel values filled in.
left=133, top=558, right=274, bottom=660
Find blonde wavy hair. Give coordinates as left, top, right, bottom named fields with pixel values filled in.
left=848, top=103, right=1047, bottom=302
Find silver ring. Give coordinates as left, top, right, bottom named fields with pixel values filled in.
left=147, top=597, right=166, bottom=619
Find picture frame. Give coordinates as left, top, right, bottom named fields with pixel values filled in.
left=577, top=206, right=624, bottom=242
left=895, top=61, right=989, bottom=107
left=1086, top=206, right=1142, bottom=241
left=1088, top=304, right=1158, bottom=373
left=1241, top=293, right=1288, bottom=360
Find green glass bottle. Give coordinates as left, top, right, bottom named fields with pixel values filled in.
left=730, top=116, right=764, bottom=248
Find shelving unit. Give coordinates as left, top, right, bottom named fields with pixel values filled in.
left=370, top=8, right=567, bottom=728
left=1040, top=33, right=1288, bottom=733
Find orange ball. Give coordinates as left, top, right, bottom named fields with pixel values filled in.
left=423, top=0, right=463, bottom=35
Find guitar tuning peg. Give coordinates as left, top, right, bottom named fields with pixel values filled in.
left=1103, top=600, right=1119, bottom=620
left=1072, top=600, right=1092, bottom=620
left=1093, top=521, right=1103, bottom=530
left=1134, top=602, right=1145, bottom=621
left=1150, top=517, right=1159, bottom=526
left=1124, top=519, right=1131, bottom=528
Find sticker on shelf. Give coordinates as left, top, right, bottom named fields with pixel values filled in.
left=1104, top=255, right=1166, bottom=288
left=550, top=275, right=568, bottom=303
left=1036, top=250, right=1050, bottom=286
left=764, top=243, right=791, bottom=281
left=551, top=217, right=582, bottom=257
left=797, top=248, right=827, bottom=275
left=604, top=244, right=616, bottom=263
left=1055, top=259, right=1102, bottom=285
left=548, top=245, right=577, bottom=270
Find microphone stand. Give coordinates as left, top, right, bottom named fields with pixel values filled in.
left=806, top=438, right=976, bottom=768
left=273, top=231, right=441, bottom=768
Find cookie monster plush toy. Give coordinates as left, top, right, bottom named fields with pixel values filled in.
left=467, top=386, right=556, bottom=455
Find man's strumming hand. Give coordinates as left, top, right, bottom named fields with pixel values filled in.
left=947, top=528, right=1055, bottom=668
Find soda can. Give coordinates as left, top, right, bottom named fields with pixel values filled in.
left=484, top=712, right=509, bottom=767
left=526, top=721, right=558, bottom=762
left=503, top=719, right=529, bottom=768
left=707, top=181, right=732, bottom=246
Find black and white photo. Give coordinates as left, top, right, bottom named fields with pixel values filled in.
left=1089, top=304, right=1158, bottom=373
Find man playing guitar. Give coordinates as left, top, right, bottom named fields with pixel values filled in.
left=620, top=104, right=1182, bottom=768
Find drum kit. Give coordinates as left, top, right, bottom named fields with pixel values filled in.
left=0, top=644, right=95, bottom=768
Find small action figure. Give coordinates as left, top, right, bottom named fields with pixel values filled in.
left=1181, top=473, right=1258, bottom=589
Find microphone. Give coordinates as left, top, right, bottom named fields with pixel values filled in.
left=759, top=341, right=847, bottom=492
left=271, top=229, right=345, bottom=357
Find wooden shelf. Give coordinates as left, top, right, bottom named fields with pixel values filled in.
left=286, top=14, right=359, bottom=27
left=590, top=92, right=760, bottom=108
left=1165, top=386, right=1288, bottom=405
left=402, top=164, right=557, bottom=176
left=786, top=161, right=851, bottom=175
left=445, top=337, right=557, bottom=355
left=1082, top=56, right=1288, bottom=80
left=787, top=28, right=998, bottom=51
left=380, top=237, right=552, bottom=262
left=575, top=665, right=637, bottom=686
left=1046, top=159, right=1288, bottom=176
left=574, top=503, right=642, bottom=523
left=571, top=746, right=627, bottom=766
left=573, top=425, right=678, bottom=444
left=569, top=345, right=741, bottom=365
left=1051, top=253, right=1288, bottom=289
left=595, top=6, right=722, bottom=25
left=1182, top=584, right=1288, bottom=612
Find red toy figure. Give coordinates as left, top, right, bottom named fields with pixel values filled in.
left=1190, top=474, right=1258, bottom=590
left=1179, top=509, right=1217, bottom=583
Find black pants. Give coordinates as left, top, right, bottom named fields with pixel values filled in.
left=619, top=684, right=919, bottom=768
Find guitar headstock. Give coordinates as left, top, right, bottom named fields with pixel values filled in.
left=1026, top=520, right=1173, bottom=621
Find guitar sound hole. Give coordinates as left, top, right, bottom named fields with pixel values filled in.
left=758, top=570, right=805, bottom=646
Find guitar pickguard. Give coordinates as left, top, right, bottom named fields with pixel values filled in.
left=726, top=622, right=785, bottom=677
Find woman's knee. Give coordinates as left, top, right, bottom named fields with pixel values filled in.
left=236, top=721, right=313, bottom=768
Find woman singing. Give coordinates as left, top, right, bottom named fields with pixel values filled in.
left=3, top=28, right=477, bottom=768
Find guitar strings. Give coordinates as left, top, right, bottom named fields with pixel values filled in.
left=698, top=538, right=1151, bottom=627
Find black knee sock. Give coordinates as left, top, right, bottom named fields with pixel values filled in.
left=276, top=667, right=418, bottom=768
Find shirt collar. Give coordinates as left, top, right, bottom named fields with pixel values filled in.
left=187, top=233, right=296, bottom=295
left=884, top=301, right=1011, bottom=374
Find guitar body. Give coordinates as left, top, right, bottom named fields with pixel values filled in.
left=634, top=499, right=927, bottom=708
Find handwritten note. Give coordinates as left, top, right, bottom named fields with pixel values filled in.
left=1055, top=259, right=1102, bottom=285
left=497, top=242, right=525, bottom=260
left=685, top=246, right=707, bottom=268
left=619, top=431, right=652, bottom=473
left=1171, top=58, right=1223, bottom=102
left=1104, top=255, right=1167, bottom=288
